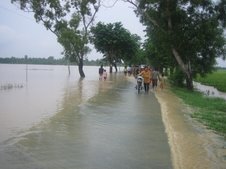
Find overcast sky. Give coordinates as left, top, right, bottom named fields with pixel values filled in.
left=0, top=0, right=225, bottom=67
left=0, top=0, right=145, bottom=60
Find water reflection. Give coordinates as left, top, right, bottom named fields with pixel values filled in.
left=0, top=65, right=101, bottom=142
left=0, top=66, right=172, bottom=169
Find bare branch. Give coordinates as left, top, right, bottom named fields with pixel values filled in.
left=123, top=0, right=165, bottom=32
left=39, top=17, right=57, bottom=36
left=101, top=0, right=119, bottom=8
left=86, top=1, right=101, bottom=29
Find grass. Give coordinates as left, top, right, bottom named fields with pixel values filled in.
left=195, top=69, right=226, bottom=92
left=171, top=87, right=226, bottom=138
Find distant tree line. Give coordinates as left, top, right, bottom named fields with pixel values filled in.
left=10, top=0, right=226, bottom=90
left=0, top=56, right=101, bottom=66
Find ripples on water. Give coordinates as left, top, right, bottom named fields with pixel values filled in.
left=0, top=64, right=172, bottom=169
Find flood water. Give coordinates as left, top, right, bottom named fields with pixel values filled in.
left=194, top=81, right=226, bottom=100
left=0, top=64, right=172, bottom=169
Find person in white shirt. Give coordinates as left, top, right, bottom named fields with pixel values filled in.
left=103, top=69, right=107, bottom=80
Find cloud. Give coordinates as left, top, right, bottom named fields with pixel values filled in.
left=0, top=23, right=63, bottom=58
left=0, top=25, right=16, bottom=44
left=0, top=24, right=29, bottom=44
left=96, top=1, right=146, bottom=40
left=216, top=58, right=226, bottom=67
left=0, top=0, right=146, bottom=59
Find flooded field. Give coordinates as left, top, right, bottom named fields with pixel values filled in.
left=194, top=81, right=226, bottom=100
left=0, top=64, right=172, bottom=169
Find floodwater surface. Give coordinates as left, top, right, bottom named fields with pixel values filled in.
left=0, top=64, right=172, bottom=169
left=194, top=81, right=226, bottom=100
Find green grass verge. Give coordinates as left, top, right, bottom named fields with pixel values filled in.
left=195, top=69, right=226, bottom=92
left=171, top=87, right=226, bottom=138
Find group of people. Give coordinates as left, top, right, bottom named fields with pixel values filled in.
left=123, top=66, right=132, bottom=76
left=135, top=65, right=164, bottom=93
left=98, top=64, right=164, bottom=92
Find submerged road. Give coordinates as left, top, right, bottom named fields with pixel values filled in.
left=0, top=75, right=172, bottom=169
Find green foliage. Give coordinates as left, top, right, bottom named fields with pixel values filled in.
left=172, top=87, right=226, bottom=137
left=143, top=36, right=175, bottom=68
left=11, top=0, right=101, bottom=78
left=90, top=22, right=141, bottom=65
left=134, top=0, right=226, bottom=89
left=216, top=0, right=226, bottom=28
left=129, top=49, right=147, bottom=65
left=57, top=26, right=84, bottom=63
left=195, top=69, right=226, bottom=92
left=0, top=56, right=66, bottom=65
left=169, top=68, right=185, bottom=87
left=0, top=57, right=100, bottom=66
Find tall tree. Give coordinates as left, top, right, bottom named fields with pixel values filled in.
left=11, top=0, right=101, bottom=78
left=90, top=22, right=141, bottom=72
left=126, top=0, right=226, bottom=89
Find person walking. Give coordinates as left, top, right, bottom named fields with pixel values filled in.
left=103, top=69, right=107, bottom=81
left=138, top=66, right=152, bottom=93
left=99, top=64, right=104, bottom=80
left=152, top=68, right=160, bottom=90
left=159, top=73, right=165, bottom=89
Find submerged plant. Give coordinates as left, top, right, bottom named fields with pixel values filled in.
left=0, top=83, right=24, bottom=90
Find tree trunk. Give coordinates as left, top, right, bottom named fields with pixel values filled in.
left=109, top=65, right=113, bottom=73
left=108, top=51, right=114, bottom=73
left=78, top=58, right=85, bottom=78
left=112, top=62, right=118, bottom=72
left=67, top=60, right=71, bottom=75
left=126, top=0, right=193, bottom=89
left=166, top=0, right=193, bottom=90
left=172, top=48, right=193, bottom=90
left=185, top=75, right=193, bottom=90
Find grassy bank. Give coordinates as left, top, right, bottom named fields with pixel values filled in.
left=171, top=87, right=226, bottom=138
left=195, top=69, right=226, bottom=92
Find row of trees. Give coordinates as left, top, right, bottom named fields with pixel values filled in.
left=0, top=56, right=101, bottom=66
left=90, top=22, right=143, bottom=73
left=11, top=0, right=226, bottom=90
left=12, top=0, right=102, bottom=78
left=126, top=0, right=226, bottom=89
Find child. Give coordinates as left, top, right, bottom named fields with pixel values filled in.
left=159, top=73, right=165, bottom=89
left=103, top=69, right=107, bottom=80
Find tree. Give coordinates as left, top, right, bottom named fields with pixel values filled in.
left=125, top=0, right=226, bottom=90
left=11, top=0, right=101, bottom=78
left=143, top=35, right=176, bottom=72
left=90, top=22, right=141, bottom=72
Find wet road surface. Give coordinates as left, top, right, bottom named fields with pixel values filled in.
left=0, top=74, right=172, bottom=169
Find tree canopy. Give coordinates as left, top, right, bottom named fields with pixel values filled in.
left=90, top=22, right=141, bottom=72
left=126, top=0, right=226, bottom=89
left=12, top=0, right=101, bottom=77
left=11, top=0, right=226, bottom=89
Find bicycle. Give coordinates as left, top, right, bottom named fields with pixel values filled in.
left=135, top=75, right=143, bottom=94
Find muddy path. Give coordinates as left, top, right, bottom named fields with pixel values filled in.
left=155, top=85, right=226, bottom=169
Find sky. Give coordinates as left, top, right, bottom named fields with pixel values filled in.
left=0, top=0, right=145, bottom=60
left=0, top=0, right=226, bottom=67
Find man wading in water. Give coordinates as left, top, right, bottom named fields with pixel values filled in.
left=99, top=65, right=104, bottom=80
